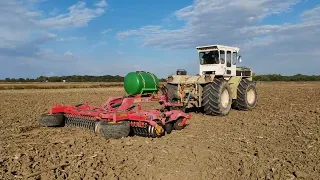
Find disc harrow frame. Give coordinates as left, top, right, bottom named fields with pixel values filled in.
left=41, top=92, right=191, bottom=139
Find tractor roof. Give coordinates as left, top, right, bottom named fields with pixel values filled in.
left=196, top=45, right=240, bottom=52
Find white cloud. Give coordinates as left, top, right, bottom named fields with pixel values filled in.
left=47, top=33, right=57, bottom=38
left=34, top=49, right=53, bottom=56
left=117, top=0, right=320, bottom=75
left=274, top=51, right=320, bottom=56
left=117, top=0, right=301, bottom=48
left=64, top=50, right=73, bottom=56
left=101, top=28, right=112, bottom=34
left=117, top=26, right=163, bottom=39
left=0, top=1, right=106, bottom=58
left=49, top=8, right=59, bottom=16
left=56, top=36, right=86, bottom=42
left=26, top=0, right=48, bottom=3
left=0, top=1, right=41, bottom=48
left=0, top=32, right=57, bottom=58
left=0, top=0, right=110, bottom=78
left=0, top=49, right=146, bottom=78
left=90, top=41, right=108, bottom=51
left=37, top=1, right=106, bottom=29
left=95, top=0, right=108, bottom=8
left=301, top=5, right=320, bottom=22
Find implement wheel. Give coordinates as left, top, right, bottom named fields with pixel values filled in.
left=173, top=117, right=184, bottom=130
left=202, top=78, right=232, bottom=116
left=40, top=113, right=65, bottom=127
left=98, top=121, right=130, bottom=139
left=165, top=123, right=173, bottom=134
left=234, top=79, right=258, bottom=110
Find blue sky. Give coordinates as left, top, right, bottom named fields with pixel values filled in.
left=0, top=0, right=319, bottom=79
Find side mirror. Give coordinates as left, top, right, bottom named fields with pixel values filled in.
left=237, top=55, right=242, bottom=63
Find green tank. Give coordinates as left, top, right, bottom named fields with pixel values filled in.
left=124, top=71, right=159, bottom=95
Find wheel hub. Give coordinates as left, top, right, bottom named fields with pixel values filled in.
left=221, top=89, right=230, bottom=108
left=246, top=88, right=256, bottom=104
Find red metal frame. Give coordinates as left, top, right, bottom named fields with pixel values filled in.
left=50, top=92, right=190, bottom=129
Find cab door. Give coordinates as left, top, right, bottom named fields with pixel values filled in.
left=225, top=51, right=236, bottom=76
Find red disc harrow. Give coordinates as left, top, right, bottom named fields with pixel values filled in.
left=40, top=89, right=191, bottom=139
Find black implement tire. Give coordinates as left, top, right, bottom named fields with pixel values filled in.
left=98, top=121, right=130, bottom=139
left=173, top=117, right=184, bottom=130
left=234, top=79, right=257, bottom=110
left=40, top=113, right=65, bottom=127
left=202, top=79, right=232, bottom=116
left=165, top=123, right=173, bottom=134
left=165, top=83, right=179, bottom=103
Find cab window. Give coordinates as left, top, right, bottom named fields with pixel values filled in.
left=220, top=50, right=225, bottom=64
left=199, top=51, right=220, bottom=64
left=232, top=52, right=237, bottom=65
left=226, top=51, right=231, bottom=67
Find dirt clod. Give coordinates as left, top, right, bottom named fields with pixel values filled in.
left=294, top=171, right=308, bottom=178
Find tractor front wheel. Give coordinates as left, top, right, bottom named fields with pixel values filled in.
left=234, top=79, right=258, bottom=110
left=202, top=79, right=232, bottom=116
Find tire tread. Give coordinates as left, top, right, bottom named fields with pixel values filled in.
left=234, top=79, right=258, bottom=110
left=202, top=79, right=232, bottom=116
left=99, top=121, right=130, bottom=139
left=40, top=114, right=65, bottom=127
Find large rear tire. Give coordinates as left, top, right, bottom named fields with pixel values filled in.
left=234, top=79, right=257, bottom=110
left=98, top=121, right=130, bottom=139
left=40, top=113, right=65, bottom=127
left=202, top=79, right=232, bottom=116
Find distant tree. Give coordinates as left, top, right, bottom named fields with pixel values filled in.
left=18, top=78, right=25, bottom=82
left=36, top=76, right=47, bottom=82
left=253, top=74, right=320, bottom=81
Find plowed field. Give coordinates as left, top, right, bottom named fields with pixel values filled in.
left=1, top=82, right=319, bottom=179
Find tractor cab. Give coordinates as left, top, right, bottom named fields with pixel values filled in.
left=196, top=45, right=241, bottom=76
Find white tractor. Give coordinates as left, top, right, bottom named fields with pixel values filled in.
left=165, top=45, right=258, bottom=116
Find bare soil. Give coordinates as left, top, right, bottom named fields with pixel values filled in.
left=0, top=82, right=319, bottom=180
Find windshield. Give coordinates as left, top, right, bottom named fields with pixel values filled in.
left=199, top=51, right=219, bottom=65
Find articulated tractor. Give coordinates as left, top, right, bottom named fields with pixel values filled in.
left=40, top=44, right=257, bottom=140
left=165, top=44, right=258, bottom=116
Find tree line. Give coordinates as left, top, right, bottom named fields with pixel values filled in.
left=253, top=74, right=320, bottom=81
left=1, top=75, right=124, bottom=82
left=0, top=75, right=167, bottom=82
left=0, top=74, right=319, bottom=82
